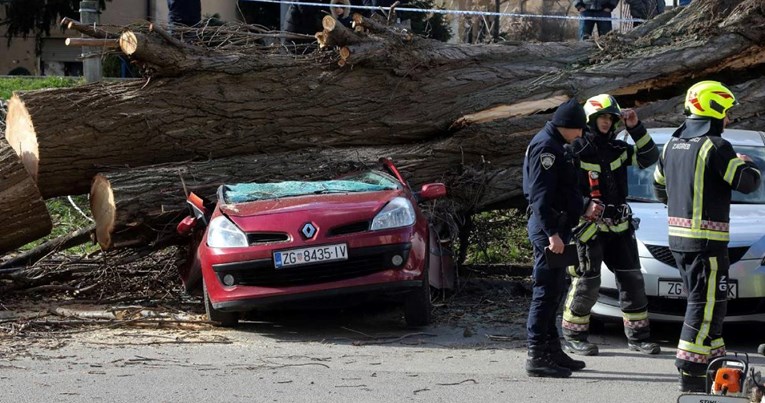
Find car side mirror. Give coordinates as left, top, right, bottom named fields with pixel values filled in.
left=176, top=215, right=198, bottom=236
left=187, top=192, right=209, bottom=226
left=418, top=183, right=447, bottom=202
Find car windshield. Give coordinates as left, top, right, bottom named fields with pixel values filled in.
left=222, top=171, right=400, bottom=203
left=627, top=145, right=765, bottom=204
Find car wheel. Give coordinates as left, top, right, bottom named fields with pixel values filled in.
left=404, top=269, right=432, bottom=327
left=203, top=281, right=239, bottom=327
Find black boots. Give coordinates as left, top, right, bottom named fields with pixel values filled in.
left=563, top=339, right=600, bottom=356
left=525, top=346, right=573, bottom=378
left=678, top=371, right=707, bottom=393
left=628, top=341, right=661, bottom=355
left=548, top=341, right=586, bottom=371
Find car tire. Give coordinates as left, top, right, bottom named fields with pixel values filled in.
left=203, top=281, right=239, bottom=327
left=404, top=268, right=432, bottom=327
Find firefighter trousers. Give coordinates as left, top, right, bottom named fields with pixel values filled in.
left=671, top=249, right=729, bottom=375
left=562, top=229, right=651, bottom=343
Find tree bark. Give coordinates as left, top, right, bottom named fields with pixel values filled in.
left=0, top=138, right=52, bottom=254
left=87, top=69, right=765, bottom=250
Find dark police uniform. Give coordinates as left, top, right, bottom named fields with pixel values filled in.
left=654, top=117, right=761, bottom=376
left=562, top=121, right=658, bottom=347
left=523, top=121, right=584, bottom=356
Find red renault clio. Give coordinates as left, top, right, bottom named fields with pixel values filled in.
left=177, top=160, right=453, bottom=327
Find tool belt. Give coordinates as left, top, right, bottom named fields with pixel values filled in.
left=574, top=203, right=633, bottom=243
left=598, top=202, right=632, bottom=226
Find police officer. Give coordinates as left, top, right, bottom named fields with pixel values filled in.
left=653, top=81, right=761, bottom=392
left=522, top=99, right=590, bottom=378
left=562, top=94, right=661, bottom=356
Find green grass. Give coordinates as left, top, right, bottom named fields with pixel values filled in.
left=1, top=76, right=94, bottom=255
left=20, top=196, right=98, bottom=254
left=0, top=76, right=83, bottom=100
left=463, top=209, right=533, bottom=265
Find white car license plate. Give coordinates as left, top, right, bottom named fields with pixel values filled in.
left=658, top=279, right=738, bottom=299
left=273, top=244, right=348, bottom=269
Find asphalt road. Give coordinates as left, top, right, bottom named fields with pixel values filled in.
left=2, top=302, right=764, bottom=403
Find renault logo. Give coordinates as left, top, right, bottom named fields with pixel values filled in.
left=301, top=223, right=317, bottom=239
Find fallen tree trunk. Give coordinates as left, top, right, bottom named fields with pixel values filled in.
left=0, top=138, right=52, bottom=254
left=7, top=0, right=765, bottom=198
left=88, top=70, right=765, bottom=250
left=88, top=126, right=538, bottom=250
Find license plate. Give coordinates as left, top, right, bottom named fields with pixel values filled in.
left=273, top=244, right=348, bottom=269
left=658, top=279, right=738, bottom=299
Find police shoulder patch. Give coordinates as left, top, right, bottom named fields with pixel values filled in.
left=540, top=153, right=555, bottom=170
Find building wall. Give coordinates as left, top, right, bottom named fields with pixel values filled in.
left=1, top=37, right=39, bottom=76
left=0, top=1, right=152, bottom=75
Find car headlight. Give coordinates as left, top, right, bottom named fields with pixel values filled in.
left=371, top=197, right=416, bottom=230
left=207, top=216, right=248, bottom=248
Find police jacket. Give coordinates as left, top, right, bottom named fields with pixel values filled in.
left=575, top=0, right=619, bottom=11
left=577, top=121, right=658, bottom=233
left=653, top=118, right=762, bottom=252
left=523, top=122, right=584, bottom=237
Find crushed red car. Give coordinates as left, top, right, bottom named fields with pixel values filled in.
left=177, top=159, right=455, bottom=327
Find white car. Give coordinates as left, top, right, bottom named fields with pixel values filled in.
left=592, top=128, right=765, bottom=322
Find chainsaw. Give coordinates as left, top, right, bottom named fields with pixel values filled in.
left=677, top=351, right=765, bottom=403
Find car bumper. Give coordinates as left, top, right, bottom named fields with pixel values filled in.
left=597, top=255, right=765, bottom=323
left=200, top=228, right=427, bottom=310
left=592, top=292, right=765, bottom=323
left=213, top=280, right=422, bottom=311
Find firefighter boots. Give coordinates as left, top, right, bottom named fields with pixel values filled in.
left=628, top=341, right=661, bottom=355
left=563, top=339, right=600, bottom=356
left=678, top=371, right=707, bottom=393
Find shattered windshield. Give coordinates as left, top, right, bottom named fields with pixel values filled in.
left=223, top=171, right=400, bottom=204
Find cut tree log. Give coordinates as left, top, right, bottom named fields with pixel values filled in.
left=65, top=38, right=120, bottom=48
left=0, top=138, right=52, bottom=254
left=61, top=17, right=116, bottom=39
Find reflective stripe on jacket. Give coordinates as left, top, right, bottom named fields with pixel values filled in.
left=577, top=121, right=658, bottom=235
left=653, top=128, right=761, bottom=252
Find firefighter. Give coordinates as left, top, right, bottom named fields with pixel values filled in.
left=653, top=81, right=762, bottom=392
left=561, top=94, right=661, bottom=356
left=522, top=99, right=592, bottom=378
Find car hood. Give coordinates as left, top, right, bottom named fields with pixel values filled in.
left=630, top=202, right=765, bottom=248
left=219, top=190, right=403, bottom=230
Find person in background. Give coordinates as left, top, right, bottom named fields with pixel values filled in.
left=653, top=81, right=761, bottom=392
left=626, top=0, right=665, bottom=27
left=575, top=0, right=619, bottom=40
left=168, top=0, right=201, bottom=28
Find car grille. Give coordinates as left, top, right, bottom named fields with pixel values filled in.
left=247, top=232, right=290, bottom=245
left=645, top=245, right=751, bottom=267
left=213, top=243, right=411, bottom=287
left=328, top=221, right=370, bottom=236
